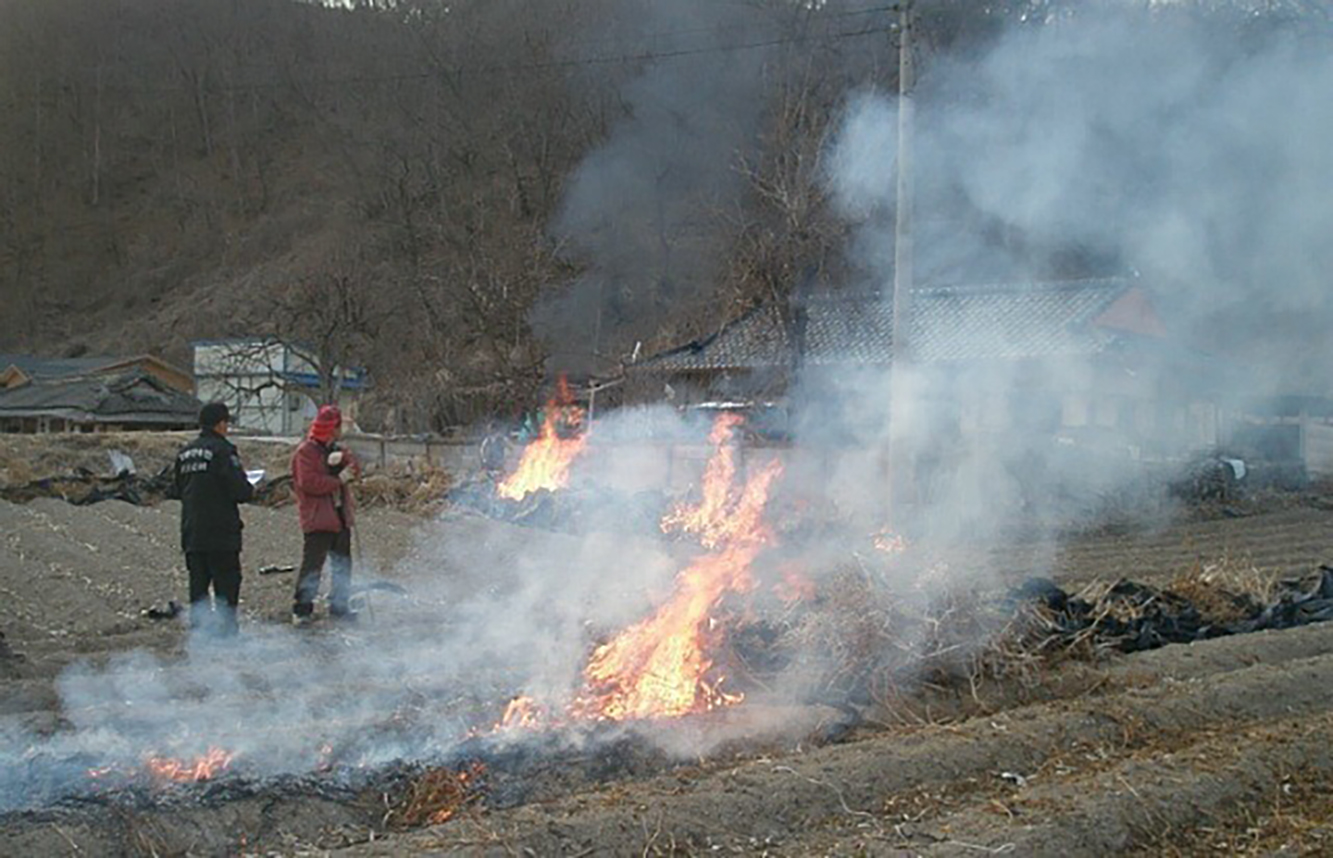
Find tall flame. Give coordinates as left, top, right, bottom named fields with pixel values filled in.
left=496, top=375, right=587, bottom=500
left=570, top=537, right=767, bottom=720
left=573, top=415, right=782, bottom=721
left=660, top=412, right=744, bottom=547
left=487, top=412, right=783, bottom=731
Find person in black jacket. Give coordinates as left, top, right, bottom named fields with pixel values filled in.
left=174, top=402, right=255, bottom=636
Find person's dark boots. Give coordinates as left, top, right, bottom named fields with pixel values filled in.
left=329, top=605, right=359, bottom=623
left=292, top=603, right=315, bottom=627
left=188, top=600, right=213, bottom=633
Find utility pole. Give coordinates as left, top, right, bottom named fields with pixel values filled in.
left=887, top=0, right=914, bottom=522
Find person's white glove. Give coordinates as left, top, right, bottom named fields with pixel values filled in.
left=328, top=451, right=345, bottom=467
left=338, top=467, right=354, bottom=484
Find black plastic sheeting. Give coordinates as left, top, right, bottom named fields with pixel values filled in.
left=1010, top=566, right=1333, bottom=653
left=1, top=467, right=291, bottom=507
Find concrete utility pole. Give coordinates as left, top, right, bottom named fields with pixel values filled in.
left=887, top=0, right=915, bottom=522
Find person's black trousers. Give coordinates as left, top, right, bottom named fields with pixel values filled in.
left=185, top=551, right=242, bottom=636
left=292, top=529, right=353, bottom=616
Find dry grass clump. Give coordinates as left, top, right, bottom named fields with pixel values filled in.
left=0, top=432, right=295, bottom=486
left=355, top=463, right=452, bottom=514
left=393, top=763, right=486, bottom=828
left=1142, top=765, right=1333, bottom=857
left=777, top=560, right=1048, bottom=709
left=0, top=453, right=35, bottom=487
left=0, top=431, right=451, bottom=516
left=774, top=550, right=1297, bottom=719
left=1167, top=553, right=1276, bottom=622
left=255, top=462, right=450, bottom=513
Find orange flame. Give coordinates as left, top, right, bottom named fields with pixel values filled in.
left=144, top=747, right=234, bottom=782
left=485, top=413, right=783, bottom=730
left=401, top=762, right=487, bottom=826
left=873, top=529, right=906, bottom=555
left=572, top=416, right=783, bottom=721
left=496, top=376, right=587, bottom=500
left=774, top=566, right=816, bottom=605
left=570, top=541, right=763, bottom=720
left=660, top=412, right=743, bottom=547
left=496, top=696, right=544, bottom=731
left=424, top=763, right=485, bottom=824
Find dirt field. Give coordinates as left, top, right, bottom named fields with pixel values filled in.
left=3, top=456, right=1333, bottom=855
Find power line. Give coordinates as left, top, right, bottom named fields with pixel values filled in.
left=524, top=3, right=902, bottom=56
left=0, top=16, right=900, bottom=101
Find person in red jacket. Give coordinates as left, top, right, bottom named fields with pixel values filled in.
left=291, top=405, right=360, bottom=624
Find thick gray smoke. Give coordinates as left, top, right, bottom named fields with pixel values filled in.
left=530, top=1, right=780, bottom=372
left=806, top=4, right=1333, bottom=540
left=932, top=10, right=1333, bottom=360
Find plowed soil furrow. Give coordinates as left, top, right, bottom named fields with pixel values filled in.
left=908, top=716, right=1333, bottom=857
left=792, top=713, right=1333, bottom=857
left=974, top=510, right=1333, bottom=586
left=330, top=623, right=1333, bottom=858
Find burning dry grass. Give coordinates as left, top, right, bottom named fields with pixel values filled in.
left=495, top=376, right=586, bottom=501
left=393, top=763, right=487, bottom=828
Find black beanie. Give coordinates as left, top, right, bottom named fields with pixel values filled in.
left=199, top=401, right=230, bottom=429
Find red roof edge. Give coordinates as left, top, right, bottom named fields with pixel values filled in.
left=1090, top=287, right=1167, bottom=338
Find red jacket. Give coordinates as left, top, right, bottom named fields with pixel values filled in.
left=292, top=438, right=358, bottom=533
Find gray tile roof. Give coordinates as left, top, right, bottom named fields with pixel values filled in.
left=634, top=279, right=1134, bottom=372
left=0, top=369, right=200, bottom=424
left=0, top=355, right=123, bottom=380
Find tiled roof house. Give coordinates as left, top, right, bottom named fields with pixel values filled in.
left=632, top=278, right=1165, bottom=374
left=0, top=355, right=199, bottom=433
left=625, top=278, right=1223, bottom=457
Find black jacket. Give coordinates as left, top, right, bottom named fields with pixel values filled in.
left=174, top=429, right=254, bottom=552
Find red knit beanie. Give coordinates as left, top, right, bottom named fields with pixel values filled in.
left=310, top=405, right=342, bottom=443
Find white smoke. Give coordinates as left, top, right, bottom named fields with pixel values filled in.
left=6, top=1, right=1332, bottom=814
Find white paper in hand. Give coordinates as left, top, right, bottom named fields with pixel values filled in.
left=246, top=469, right=266, bottom=486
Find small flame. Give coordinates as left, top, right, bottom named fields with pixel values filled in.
left=660, top=412, right=744, bottom=547
left=496, top=696, right=545, bottom=731
left=144, top=747, right=234, bottom=782
left=400, top=763, right=487, bottom=827
left=425, top=764, right=484, bottom=824
left=873, top=529, right=906, bottom=554
left=496, top=376, right=587, bottom=500
left=315, top=742, right=335, bottom=772
left=774, top=567, right=816, bottom=604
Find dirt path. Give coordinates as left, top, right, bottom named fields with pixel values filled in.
left=0, top=498, right=424, bottom=672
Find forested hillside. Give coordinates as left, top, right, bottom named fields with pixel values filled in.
left=1, top=0, right=1328, bottom=428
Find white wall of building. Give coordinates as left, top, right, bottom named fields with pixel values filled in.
left=193, top=340, right=322, bottom=435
